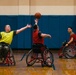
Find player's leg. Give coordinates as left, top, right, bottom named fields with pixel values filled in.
left=0, top=44, right=3, bottom=60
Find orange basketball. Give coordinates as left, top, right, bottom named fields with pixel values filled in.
left=35, top=12, right=41, bottom=19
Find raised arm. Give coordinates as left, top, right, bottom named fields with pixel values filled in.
left=16, top=24, right=31, bottom=34
left=35, top=19, right=38, bottom=25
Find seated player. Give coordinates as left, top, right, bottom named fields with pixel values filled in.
left=59, top=27, right=76, bottom=58
left=65, top=27, right=76, bottom=46
left=0, top=24, right=31, bottom=60
left=32, top=19, right=51, bottom=65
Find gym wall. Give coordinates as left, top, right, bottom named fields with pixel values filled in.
left=0, top=0, right=76, bottom=49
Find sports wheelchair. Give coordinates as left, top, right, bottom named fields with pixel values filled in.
left=0, top=42, right=16, bottom=66
left=58, top=41, right=76, bottom=59
left=26, top=44, right=55, bottom=70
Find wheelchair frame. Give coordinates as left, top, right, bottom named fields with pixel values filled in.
left=25, top=47, right=55, bottom=70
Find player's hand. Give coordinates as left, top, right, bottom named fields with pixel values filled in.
left=48, top=35, right=51, bottom=38
left=65, top=44, right=68, bottom=47
left=35, top=19, right=38, bottom=24
left=26, top=24, right=32, bottom=28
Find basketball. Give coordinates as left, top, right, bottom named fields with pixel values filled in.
left=35, top=12, right=41, bottom=19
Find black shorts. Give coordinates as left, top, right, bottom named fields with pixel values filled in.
left=32, top=44, right=46, bottom=53
left=0, top=42, right=10, bottom=58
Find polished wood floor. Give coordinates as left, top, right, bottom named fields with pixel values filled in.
left=0, top=51, right=76, bottom=75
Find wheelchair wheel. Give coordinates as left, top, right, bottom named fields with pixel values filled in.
left=44, top=49, right=54, bottom=67
left=7, top=48, right=16, bottom=66
left=26, top=49, right=38, bottom=66
left=63, top=45, right=76, bottom=59
left=10, top=48, right=16, bottom=66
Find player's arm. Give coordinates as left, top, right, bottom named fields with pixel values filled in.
left=41, top=33, right=51, bottom=38
left=66, top=37, right=73, bottom=46
left=16, top=24, right=31, bottom=34
left=38, top=32, right=51, bottom=38
left=67, top=37, right=73, bottom=44
left=35, top=19, right=38, bottom=25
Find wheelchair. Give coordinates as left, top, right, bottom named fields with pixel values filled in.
left=58, top=41, right=76, bottom=59
left=26, top=44, right=55, bottom=70
left=62, top=45, right=76, bottom=58
left=0, top=42, right=16, bottom=66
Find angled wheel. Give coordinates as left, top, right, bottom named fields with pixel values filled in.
left=44, top=49, right=54, bottom=67
left=63, top=45, right=76, bottom=59
left=26, top=49, right=38, bottom=66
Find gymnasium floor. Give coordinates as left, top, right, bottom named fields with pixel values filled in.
left=0, top=51, right=76, bottom=75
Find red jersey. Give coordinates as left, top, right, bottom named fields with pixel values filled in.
left=33, top=30, right=44, bottom=44
left=70, top=33, right=76, bottom=45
